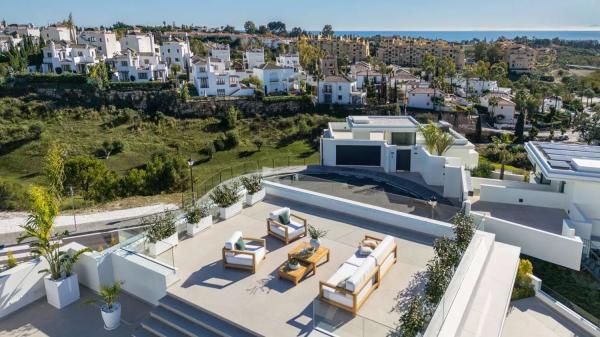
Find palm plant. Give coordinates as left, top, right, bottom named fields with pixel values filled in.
left=418, top=122, right=440, bottom=155
left=434, top=132, right=454, bottom=156
left=100, top=282, right=123, bottom=311
left=488, top=96, right=499, bottom=122
left=492, top=134, right=514, bottom=180
left=308, top=225, right=328, bottom=240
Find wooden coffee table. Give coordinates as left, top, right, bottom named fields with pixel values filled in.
left=278, top=262, right=311, bottom=285
left=287, top=242, right=330, bottom=275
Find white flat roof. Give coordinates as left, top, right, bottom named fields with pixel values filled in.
left=348, top=116, right=419, bottom=129
left=526, top=142, right=600, bottom=182
left=572, top=158, right=600, bottom=173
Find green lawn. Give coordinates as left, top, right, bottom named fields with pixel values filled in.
left=0, top=98, right=332, bottom=210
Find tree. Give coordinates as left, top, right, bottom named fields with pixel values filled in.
left=514, top=112, right=526, bottom=143
left=189, top=38, right=206, bottom=56
left=422, top=53, right=436, bottom=81
left=488, top=96, right=499, bottom=122
left=258, top=25, right=268, bottom=35
left=267, top=21, right=287, bottom=35
left=574, top=113, right=600, bottom=144
left=435, top=132, right=454, bottom=156
left=170, top=64, right=181, bottom=77
left=64, top=156, right=111, bottom=196
left=223, top=106, right=239, bottom=129
left=492, top=134, right=514, bottom=180
left=473, top=42, right=488, bottom=62
left=584, top=88, right=595, bottom=106
left=254, top=139, right=264, bottom=151
left=144, top=152, right=187, bottom=194
left=240, top=75, right=263, bottom=88
left=289, top=27, right=303, bottom=37
left=321, top=25, right=334, bottom=37
left=244, top=21, right=257, bottom=34
left=486, top=44, right=503, bottom=64
left=475, top=115, right=483, bottom=143
left=98, top=140, right=124, bottom=159
left=43, top=143, right=66, bottom=197
left=180, top=82, right=190, bottom=101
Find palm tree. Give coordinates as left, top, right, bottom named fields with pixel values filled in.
left=418, top=122, right=440, bottom=155
left=584, top=88, right=595, bottom=107
left=435, top=132, right=454, bottom=156
left=492, top=134, right=513, bottom=180
left=488, top=96, right=499, bottom=122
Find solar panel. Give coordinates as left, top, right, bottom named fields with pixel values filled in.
left=548, top=160, right=571, bottom=170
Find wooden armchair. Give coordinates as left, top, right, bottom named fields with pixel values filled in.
left=267, top=208, right=308, bottom=245
left=222, top=231, right=267, bottom=273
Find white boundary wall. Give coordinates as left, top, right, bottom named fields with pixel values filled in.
left=0, top=259, right=48, bottom=318
left=472, top=212, right=583, bottom=270
left=264, top=181, right=454, bottom=238
left=471, top=177, right=552, bottom=191
left=479, top=184, right=566, bottom=209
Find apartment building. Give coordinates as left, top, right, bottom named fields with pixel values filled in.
left=113, top=48, right=168, bottom=82
left=41, top=24, right=74, bottom=42
left=243, top=48, right=265, bottom=69
left=41, top=41, right=99, bottom=74
left=252, top=63, right=299, bottom=94
left=160, top=37, right=193, bottom=72
left=319, top=55, right=338, bottom=76
left=4, top=24, right=40, bottom=41
left=501, top=43, right=537, bottom=73
left=276, top=53, right=300, bottom=71
left=209, top=43, right=231, bottom=68
left=191, top=56, right=254, bottom=97
left=78, top=29, right=120, bottom=59
left=120, top=31, right=158, bottom=54
left=377, top=38, right=465, bottom=68
left=310, top=36, right=369, bottom=63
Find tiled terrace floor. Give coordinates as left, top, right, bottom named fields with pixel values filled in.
left=166, top=196, right=436, bottom=336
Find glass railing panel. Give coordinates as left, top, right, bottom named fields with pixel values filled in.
left=312, top=299, right=393, bottom=337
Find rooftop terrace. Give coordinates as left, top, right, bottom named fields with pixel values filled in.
left=162, top=196, right=435, bottom=336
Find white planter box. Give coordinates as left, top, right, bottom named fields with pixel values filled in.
left=187, top=215, right=213, bottom=237
left=219, top=200, right=243, bottom=220
left=44, top=274, right=80, bottom=309
left=148, top=232, right=179, bottom=257
left=101, top=302, right=122, bottom=330
left=246, top=189, right=266, bottom=206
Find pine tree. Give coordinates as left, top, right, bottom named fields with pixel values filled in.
left=475, top=115, right=482, bottom=143
left=514, top=112, right=525, bottom=143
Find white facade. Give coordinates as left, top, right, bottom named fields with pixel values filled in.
left=5, top=24, right=40, bottom=39
left=276, top=53, right=300, bottom=70
left=210, top=44, right=231, bottom=67
left=480, top=94, right=517, bottom=125
left=191, top=57, right=254, bottom=97
left=41, top=25, right=73, bottom=42
left=244, top=49, right=265, bottom=69
left=78, top=30, right=120, bottom=59
left=120, top=32, right=158, bottom=54
left=318, top=76, right=366, bottom=105
left=160, top=38, right=193, bottom=73
left=252, top=63, right=299, bottom=94
left=407, top=88, right=444, bottom=110
left=113, top=49, right=168, bottom=82
left=41, top=41, right=99, bottom=74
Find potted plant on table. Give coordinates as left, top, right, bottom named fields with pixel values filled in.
left=18, top=186, right=91, bottom=309
left=287, top=257, right=300, bottom=271
left=308, top=225, right=328, bottom=250
left=86, top=281, right=124, bottom=330
left=209, top=180, right=243, bottom=220
left=186, top=202, right=213, bottom=237
left=240, top=174, right=265, bottom=206
left=143, top=211, right=178, bottom=257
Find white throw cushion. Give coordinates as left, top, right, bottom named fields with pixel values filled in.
left=269, top=207, right=290, bottom=221
left=224, top=231, right=243, bottom=250
left=346, top=256, right=376, bottom=292
left=369, top=236, right=395, bottom=265
left=358, top=246, right=373, bottom=256
left=269, top=220, right=306, bottom=239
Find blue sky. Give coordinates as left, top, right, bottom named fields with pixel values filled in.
left=2, top=0, right=600, bottom=30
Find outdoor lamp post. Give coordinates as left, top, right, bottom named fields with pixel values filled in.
left=428, top=196, right=438, bottom=220
left=188, top=158, right=195, bottom=206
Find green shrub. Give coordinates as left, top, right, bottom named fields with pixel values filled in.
left=224, top=131, right=239, bottom=149
left=185, top=202, right=211, bottom=223
left=6, top=251, right=17, bottom=269
left=240, top=174, right=263, bottom=194
left=209, top=181, right=241, bottom=207
left=0, top=181, right=28, bottom=211
left=223, top=106, right=239, bottom=129
left=470, top=162, right=494, bottom=178
left=512, top=259, right=535, bottom=300
left=143, top=211, right=177, bottom=243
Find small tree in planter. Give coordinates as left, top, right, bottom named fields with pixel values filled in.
left=240, top=174, right=265, bottom=206
left=18, top=186, right=91, bottom=309
left=143, top=211, right=178, bottom=257
left=186, top=202, right=213, bottom=236
left=209, top=180, right=243, bottom=219
left=86, top=281, right=124, bottom=330
left=308, top=225, right=328, bottom=250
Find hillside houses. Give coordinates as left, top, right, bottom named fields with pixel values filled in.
left=41, top=41, right=99, bottom=74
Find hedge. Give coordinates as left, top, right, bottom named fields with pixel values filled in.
left=106, top=81, right=177, bottom=91
left=13, top=73, right=89, bottom=85
left=262, top=95, right=311, bottom=103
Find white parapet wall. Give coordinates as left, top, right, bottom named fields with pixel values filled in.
left=471, top=177, right=552, bottom=192
left=472, top=212, right=583, bottom=270
left=264, top=180, right=455, bottom=238
left=0, top=259, right=48, bottom=319
left=411, top=145, right=448, bottom=187
left=479, top=184, right=566, bottom=209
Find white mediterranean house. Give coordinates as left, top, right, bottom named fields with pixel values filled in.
left=407, top=87, right=444, bottom=110
left=160, top=37, right=193, bottom=74
left=113, top=49, right=168, bottom=82
left=480, top=93, right=517, bottom=125
left=120, top=31, right=158, bottom=54
left=78, top=29, right=120, bottom=59
left=252, top=63, right=299, bottom=94
left=209, top=43, right=231, bottom=68
left=276, top=53, right=301, bottom=71
left=321, top=116, right=478, bottom=200
left=191, top=56, right=254, bottom=97
left=41, top=24, right=74, bottom=42
left=318, top=75, right=366, bottom=105
left=41, top=41, right=99, bottom=74
left=244, top=48, right=265, bottom=70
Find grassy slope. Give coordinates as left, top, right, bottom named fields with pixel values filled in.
left=0, top=108, right=327, bottom=210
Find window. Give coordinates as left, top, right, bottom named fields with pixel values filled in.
left=100, top=38, right=103, bottom=42
left=78, top=51, right=83, bottom=56
left=217, top=89, right=226, bottom=96
left=138, top=72, right=148, bottom=80
left=391, top=132, right=416, bottom=146
left=47, top=52, right=52, bottom=57
left=144, top=59, right=150, bottom=65
left=339, top=86, right=342, bottom=90
left=175, top=58, right=179, bottom=62
left=121, top=61, right=128, bottom=66
left=199, top=77, right=209, bottom=88
left=216, top=77, right=225, bottom=85
left=338, top=95, right=343, bottom=101
left=167, top=49, right=171, bottom=53
left=98, top=46, right=102, bottom=50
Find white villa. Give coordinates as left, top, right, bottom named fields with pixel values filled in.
left=243, top=48, right=265, bottom=70
left=78, top=29, right=121, bottom=59
left=41, top=24, right=74, bottom=42
left=252, top=63, right=299, bottom=94
left=4, top=24, right=40, bottom=40
left=407, top=87, right=444, bottom=110
left=318, top=75, right=366, bottom=105
left=209, top=43, right=231, bottom=68
left=41, top=41, right=99, bottom=74
left=480, top=93, right=517, bottom=125
left=160, top=37, right=193, bottom=73
left=191, top=56, right=254, bottom=97
left=113, top=49, right=169, bottom=82
left=120, top=31, right=158, bottom=54
left=276, top=53, right=301, bottom=71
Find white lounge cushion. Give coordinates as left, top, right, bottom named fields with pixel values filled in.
left=224, top=244, right=265, bottom=266
left=346, top=256, right=377, bottom=292
left=345, top=251, right=369, bottom=267
left=322, top=262, right=359, bottom=307
left=269, top=207, right=290, bottom=222
left=225, top=231, right=243, bottom=250
left=269, top=220, right=306, bottom=239
left=369, top=236, right=395, bottom=265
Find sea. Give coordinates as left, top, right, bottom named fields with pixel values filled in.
left=313, top=31, right=600, bottom=42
